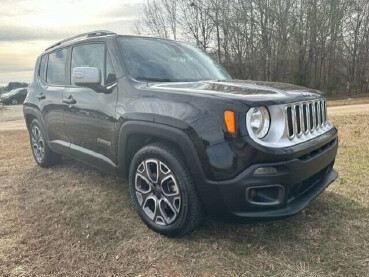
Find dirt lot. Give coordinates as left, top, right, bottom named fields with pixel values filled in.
left=0, top=105, right=23, bottom=122
left=0, top=104, right=368, bottom=276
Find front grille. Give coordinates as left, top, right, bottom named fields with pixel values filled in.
left=285, top=99, right=327, bottom=139
left=298, top=138, right=336, bottom=161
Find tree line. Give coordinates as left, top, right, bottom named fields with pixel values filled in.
left=134, top=0, right=369, bottom=96
left=0, top=82, right=28, bottom=94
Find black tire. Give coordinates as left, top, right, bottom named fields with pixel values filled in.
left=129, top=142, right=203, bottom=237
left=11, top=99, right=18, bottom=105
left=29, top=119, right=61, bottom=167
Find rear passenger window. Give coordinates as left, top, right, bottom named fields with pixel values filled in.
left=39, top=55, right=48, bottom=80
left=71, top=44, right=105, bottom=85
left=47, top=49, right=68, bottom=85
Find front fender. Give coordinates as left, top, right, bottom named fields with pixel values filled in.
left=116, top=120, right=211, bottom=182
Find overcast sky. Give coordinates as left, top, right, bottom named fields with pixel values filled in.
left=0, top=0, right=145, bottom=86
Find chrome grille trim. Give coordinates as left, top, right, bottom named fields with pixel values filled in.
left=317, top=101, right=321, bottom=128
left=321, top=100, right=326, bottom=125
left=305, top=103, right=310, bottom=134
left=310, top=102, right=317, bottom=132
left=291, top=105, right=297, bottom=138
left=286, top=99, right=328, bottom=140
left=298, top=104, right=304, bottom=136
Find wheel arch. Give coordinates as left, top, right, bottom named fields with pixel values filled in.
left=24, top=106, right=40, bottom=131
left=23, top=105, right=50, bottom=143
left=117, top=121, right=211, bottom=184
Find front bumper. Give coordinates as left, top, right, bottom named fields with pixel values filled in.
left=197, top=136, right=338, bottom=221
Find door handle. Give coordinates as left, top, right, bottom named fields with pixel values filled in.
left=62, top=95, right=77, bottom=105
left=35, top=93, right=46, bottom=100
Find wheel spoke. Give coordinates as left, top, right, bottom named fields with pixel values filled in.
left=158, top=161, right=171, bottom=180
left=32, top=126, right=39, bottom=140
left=135, top=190, right=153, bottom=206
left=135, top=165, right=156, bottom=208
left=154, top=215, right=166, bottom=226
left=33, top=143, right=40, bottom=161
left=145, top=159, right=159, bottom=183
left=158, top=197, right=177, bottom=224
left=160, top=174, right=179, bottom=197
left=39, top=146, right=45, bottom=158
left=163, top=193, right=181, bottom=213
left=142, top=196, right=157, bottom=220
left=135, top=173, right=154, bottom=192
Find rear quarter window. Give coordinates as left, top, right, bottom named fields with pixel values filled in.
left=39, top=55, right=48, bottom=80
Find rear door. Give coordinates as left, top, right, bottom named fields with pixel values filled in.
left=37, top=49, right=69, bottom=153
left=63, top=42, right=118, bottom=171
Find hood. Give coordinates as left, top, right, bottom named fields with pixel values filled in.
left=148, top=79, right=325, bottom=106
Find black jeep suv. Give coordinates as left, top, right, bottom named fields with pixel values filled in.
left=24, top=30, right=338, bottom=236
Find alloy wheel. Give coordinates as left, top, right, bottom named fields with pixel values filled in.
left=134, top=159, right=181, bottom=226
left=31, top=125, right=45, bottom=163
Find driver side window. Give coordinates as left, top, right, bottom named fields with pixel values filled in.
left=71, top=43, right=116, bottom=86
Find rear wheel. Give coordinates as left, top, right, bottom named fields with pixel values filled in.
left=29, top=119, right=61, bottom=167
left=11, top=99, right=18, bottom=105
left=129, top=142, right=203, bottom=237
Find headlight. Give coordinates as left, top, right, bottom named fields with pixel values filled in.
left=247, top=106, right=270, bottom=139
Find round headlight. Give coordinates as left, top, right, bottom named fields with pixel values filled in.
left=248, top=107, right=270, bottom=139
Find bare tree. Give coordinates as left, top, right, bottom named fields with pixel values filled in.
left=134, top=0, right=369, bottom=95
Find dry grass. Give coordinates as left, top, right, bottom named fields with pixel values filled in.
left=327, top=96, right=369, bottom=107
left=0, top=111, right=368, bottom=276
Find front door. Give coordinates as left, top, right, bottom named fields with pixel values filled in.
left=63, top=43, right=118, bottom=172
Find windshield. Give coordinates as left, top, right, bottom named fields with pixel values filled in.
left=117, top=37, right=231, bottom=82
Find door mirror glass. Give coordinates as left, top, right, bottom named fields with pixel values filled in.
left=72, top=67, right=101, bottom=86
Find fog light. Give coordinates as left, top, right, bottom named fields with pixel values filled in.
left=246, top=185, right=285, bottom=206
left=253, top=167, right=278, bottom=175
left=249, top=188, right=257, bottom=198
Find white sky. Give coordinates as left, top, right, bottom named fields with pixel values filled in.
left=0, top=0, right=145, bottom=85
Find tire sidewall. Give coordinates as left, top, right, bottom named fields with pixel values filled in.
left=129, top=145, right=191, bottom=235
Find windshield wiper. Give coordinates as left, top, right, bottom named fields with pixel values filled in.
left=135, top=77, right=174, bottom=82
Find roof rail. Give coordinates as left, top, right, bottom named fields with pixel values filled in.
left=45, top=30, right=116, bottom=51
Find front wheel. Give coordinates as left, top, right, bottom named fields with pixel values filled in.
left=11, top=99, right=18, bottom=105
left=129, top=142, right=203, bottom=237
